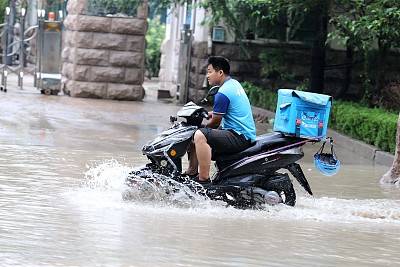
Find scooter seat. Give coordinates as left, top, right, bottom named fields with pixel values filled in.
left=213, top=132, right=294, bottom=162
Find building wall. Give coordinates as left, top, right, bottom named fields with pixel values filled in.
left=159, top=2, right=211, bottom=97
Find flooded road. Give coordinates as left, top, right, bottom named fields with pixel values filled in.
left=0, top=85, right=399, bottom=266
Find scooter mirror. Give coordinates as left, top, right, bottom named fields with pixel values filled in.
left=208, top=85, right=220, bottom=96
left=200, top=86, right=220, bottom=105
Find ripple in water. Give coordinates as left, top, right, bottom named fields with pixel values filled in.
left=77, top=160, right=400, bottom=226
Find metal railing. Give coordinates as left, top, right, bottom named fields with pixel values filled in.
left=0, top=3, right=65, bottom=93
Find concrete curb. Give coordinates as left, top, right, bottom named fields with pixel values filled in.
left=251, top=106, right=395, bottom=167
left=252, top=106, right=275, bottom=123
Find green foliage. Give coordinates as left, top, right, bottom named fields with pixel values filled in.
left=158, top=0, right=400, bottom=106
left=87, top=0, right=140, bottom=16
left=0, top=0, right=7, bottom=23
left=330, top=0, right=400, bottom=50
left=242, top=82, right=277, bottom=112
left=199, top=0, right=322, bottom=40
left=243, top=82, right=398, bottom=153
left=259, top=50, right=295, bottom=82
left=295, top=78, right=309, bottom=91
left=145, top=17, right=165, bottom=78
left=259, top=50, right=284, bottom=80
left=329, top=1, right=400, bottom=104
left=330, top=101, right=398, bottom=153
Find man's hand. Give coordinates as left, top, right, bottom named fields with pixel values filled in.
left=207, top=112, right=222, bottom=128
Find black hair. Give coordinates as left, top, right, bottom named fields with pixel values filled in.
left=207, top=56, right=230, bottom=75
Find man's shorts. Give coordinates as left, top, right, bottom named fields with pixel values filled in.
left=198, top=128, right=252, bottom=155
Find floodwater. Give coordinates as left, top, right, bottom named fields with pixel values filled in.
left=0, top=82, right=399, bottom=267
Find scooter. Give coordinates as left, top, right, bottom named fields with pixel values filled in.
left=126, top=87, right=317, bottom=208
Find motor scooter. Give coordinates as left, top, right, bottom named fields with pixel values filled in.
left=125, top=86, right=319, bottom=208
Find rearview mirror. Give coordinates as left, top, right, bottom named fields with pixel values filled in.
left=200, top=86, right=220, bottom=104
left=208, top=85, right=220, bottom=97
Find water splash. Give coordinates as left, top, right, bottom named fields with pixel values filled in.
left=123, top=167, right=210, bottom=208
left=81, top=160, right=210, bottom=208
left=83, top=159, right=131, bottom=190
left=78, top=160, right=400, bottom=225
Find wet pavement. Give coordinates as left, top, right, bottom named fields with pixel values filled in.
left=0, top=75, right=399, bottom=266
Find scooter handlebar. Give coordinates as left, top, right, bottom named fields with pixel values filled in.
left=201, top=110, right=209, bottom=119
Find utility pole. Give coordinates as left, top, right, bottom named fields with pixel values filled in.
left=6, top=0, right=17, bottom=65
left=177, top=23, right=192, bottom=104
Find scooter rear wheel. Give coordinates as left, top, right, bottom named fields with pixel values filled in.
left=261, top=173, right=296, bottom=206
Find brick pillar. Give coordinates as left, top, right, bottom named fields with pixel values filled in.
left=61, top=0, right=147, bottom=100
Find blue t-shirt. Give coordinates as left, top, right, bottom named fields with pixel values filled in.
left=213, top=78, right=256, bottom=141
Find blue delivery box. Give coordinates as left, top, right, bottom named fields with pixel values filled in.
left=273, top=89, right=332, bottom=139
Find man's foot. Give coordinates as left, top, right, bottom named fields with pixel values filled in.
left=192, top=175, right=211, bottom=185
left=183, top=170, right=198, bottom=179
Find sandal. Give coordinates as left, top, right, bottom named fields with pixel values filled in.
left=192, top=175, right=211, bottom=185
left=182, top=171, right=199, bottom=179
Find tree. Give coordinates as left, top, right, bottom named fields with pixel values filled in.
left=309, top=1, right=329, bottom=93
left=380, top=113, right=400, bottom=184
left=145, top=17, right=165, bottom=78
left=159, top=0, right=400, bottom=104
left=199, top=0, right=331, bottom=93
left=330, top=0, right=400, bottom=104
left=0, top=0, right=7, bottom=23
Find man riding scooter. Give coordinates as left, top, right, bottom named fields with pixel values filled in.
left=185, top=56, right=256, bottom=183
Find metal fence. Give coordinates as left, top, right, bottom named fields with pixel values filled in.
left=0, top=6, right=36, bottom=91
left=0, top=1, right=66, bottom=93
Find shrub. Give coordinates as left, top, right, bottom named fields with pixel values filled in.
left=242, top=82, right=277, bottom=111
left=331, top=101, right=398, bottom=153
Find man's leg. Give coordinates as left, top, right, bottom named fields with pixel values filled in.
left=194, top=130, right=211, bottom=181
left=185, top=142, right=198, bottom=176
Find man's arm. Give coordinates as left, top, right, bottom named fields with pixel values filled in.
left=206, top=113, right=222, bottom=128
left=208, top=91, right=229, bottom=129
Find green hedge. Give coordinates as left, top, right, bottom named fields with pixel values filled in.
left=242, top=82, right=277, bottom=111
left=242, top=82, right=398, bottom=153
left=331, top=101, right=397, bottom=153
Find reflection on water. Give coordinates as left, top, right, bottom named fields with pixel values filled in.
left=0, top=91, right=399, bottom=266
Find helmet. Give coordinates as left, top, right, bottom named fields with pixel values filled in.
left=314, top=139, right=340, bottom=176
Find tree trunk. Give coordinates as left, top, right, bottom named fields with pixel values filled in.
left=334, top=41, right=353, bottom=99
left=380, top=113, right=400, bottom=184
left=309, top=2, right=328, bottom=93
left=374, top=40, right=388, bottom=101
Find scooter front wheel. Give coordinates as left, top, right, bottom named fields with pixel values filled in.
left=261, top=173, right=296, bottom=206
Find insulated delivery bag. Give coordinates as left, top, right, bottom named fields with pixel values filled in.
left=273, top=89, right=332, bottom=139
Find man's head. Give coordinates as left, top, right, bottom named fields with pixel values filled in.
left=207, top=56, right=230, bottom=86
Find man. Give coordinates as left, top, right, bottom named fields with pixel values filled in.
left=185, top=56, right=256, bottom=183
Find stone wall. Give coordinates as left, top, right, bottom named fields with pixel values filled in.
left=188, top=41, right=209, bottom=102
left=187, top=41, right=313, bottom=102
left=187, top=41, right=400, bottom=105
left=61, top=0, right=147, bottom=100
left=211, top=42, right=313, bottom=89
